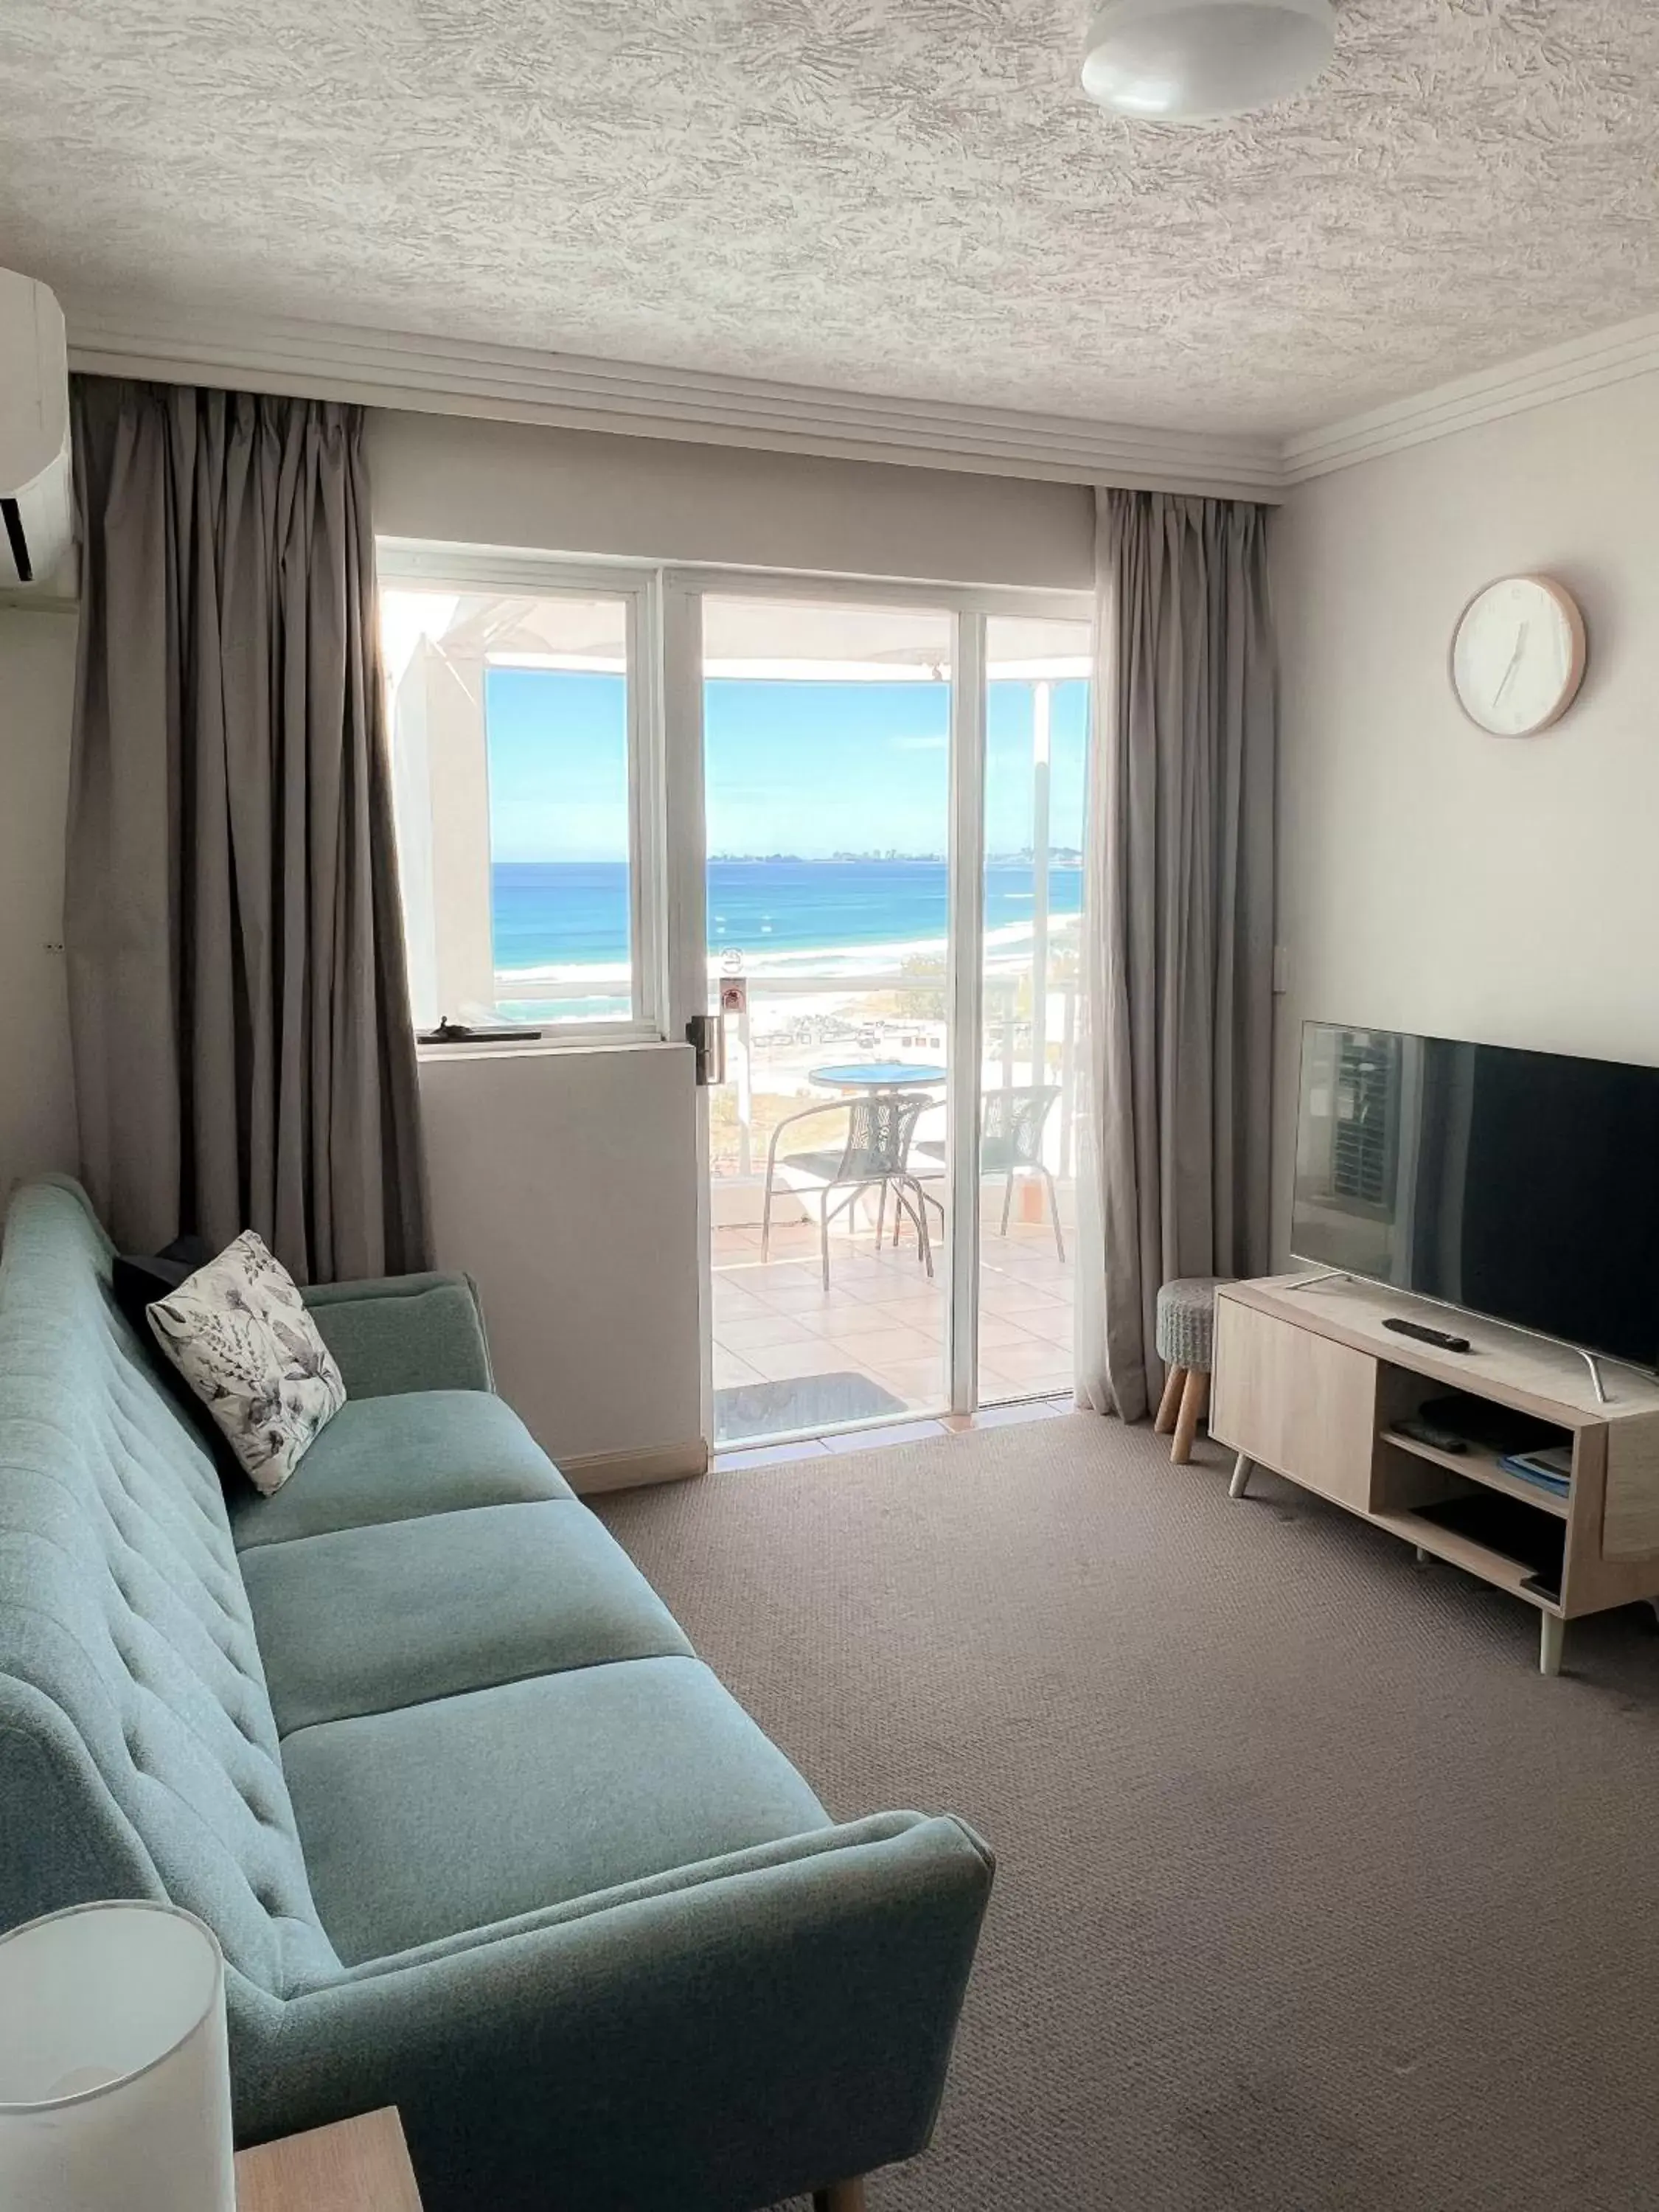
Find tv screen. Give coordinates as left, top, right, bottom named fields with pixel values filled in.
left=1292, top=1023, right=1659, bottom=1371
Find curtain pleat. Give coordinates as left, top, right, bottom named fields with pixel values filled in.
left=66, top=377, right=431, bottom=1284
left=1075, top=488, right=1276, bottom=1420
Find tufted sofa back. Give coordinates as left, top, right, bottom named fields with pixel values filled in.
left=0, top=1178, right=337, bottom=1993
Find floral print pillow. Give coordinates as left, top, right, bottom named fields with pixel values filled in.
left=146, top=1231, right=347, bottom=1495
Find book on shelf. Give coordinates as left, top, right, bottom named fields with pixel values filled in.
left=1497, top=1445, right=1572, bottom=1498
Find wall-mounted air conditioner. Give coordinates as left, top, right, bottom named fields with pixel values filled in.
left=0, top=271, right=72, bottom=592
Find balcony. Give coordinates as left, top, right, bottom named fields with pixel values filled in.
left=709, top=967, right=1078, bottom=1444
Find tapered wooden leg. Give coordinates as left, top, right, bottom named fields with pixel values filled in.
left=1539, top=1613, right=1565, bottom=1678
left=814, top=2182, right=869, bottom=2212
left=1228, top=1453, right=1253, bottom=1499
left=1172, top=1369, right=1208, bottom=1464
left=1155, top=1365, right=1186, bottom=1435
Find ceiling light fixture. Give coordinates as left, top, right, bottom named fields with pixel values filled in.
left=1081, top=0, right=1335, bottom=123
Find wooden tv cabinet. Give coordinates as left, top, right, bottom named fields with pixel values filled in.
left=1209, top=1275, right=1659, bottom=1675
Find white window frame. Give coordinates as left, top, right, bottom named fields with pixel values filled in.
left=378, top=538, right=668, bottom=1048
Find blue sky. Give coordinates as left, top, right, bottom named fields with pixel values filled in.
left=484, top=670, right=1089, bottom=862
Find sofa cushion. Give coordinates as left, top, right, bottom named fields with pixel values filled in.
left=147, top=1231, right=347, bottom=1496
left=240, top=1500, right=694, bottom=1734
left=301, top=1273, right=493, bottom=1399
left=229, top=1391, right=571, bottom=1551
left=281, top=1655, right=831, bottom=1964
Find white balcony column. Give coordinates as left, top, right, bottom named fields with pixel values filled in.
left=736, top=995, right=754, bottom=1178
left=1030, top=679, right=1052, bottom=1090
left=422, top=639, right=496, bottom=1020
left=389, top=644, right=440, bottom=1029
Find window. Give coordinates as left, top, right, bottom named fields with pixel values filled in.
left=379, top=553, right=658, bottom=1037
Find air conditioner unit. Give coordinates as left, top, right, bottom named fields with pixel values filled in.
left=0, top=271, right=72, bottom=591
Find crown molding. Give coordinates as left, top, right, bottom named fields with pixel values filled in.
left=61, top=298, right=1285, bottom=502
left=62, top=295, right=1659, bottom=505
left=1283, top=308, right=1659, bottom=482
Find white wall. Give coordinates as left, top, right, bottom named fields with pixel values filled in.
left=368, top=411, right=1095, bottom=588
left=417, top=1044, right=703, bottom=1483
left=0, top=608, right=77, bottom=1197
left=1272, top=372, right=1659, bottom=1262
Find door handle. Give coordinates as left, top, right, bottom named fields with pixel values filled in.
left=686, top=1012, right=726, bottom=1088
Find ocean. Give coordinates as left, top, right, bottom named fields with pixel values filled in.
left=493, top=858, right=1083, bottom=975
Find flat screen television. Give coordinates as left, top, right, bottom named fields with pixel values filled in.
left=1292, top=1022, right=1659, bottom=1372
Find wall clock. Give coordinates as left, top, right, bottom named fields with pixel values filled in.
left=1450, top=574, right=1587, bottom=737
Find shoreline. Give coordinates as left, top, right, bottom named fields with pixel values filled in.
left=493, top=913, right=1080, bottom=991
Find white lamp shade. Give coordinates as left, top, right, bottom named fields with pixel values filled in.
left=1082, top=0, right=1335, bottom=122
left=0, top=1902, right=235, bottom=2212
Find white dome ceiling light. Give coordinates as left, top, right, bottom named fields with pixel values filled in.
left=1081, top=0, right=1336, bottom=123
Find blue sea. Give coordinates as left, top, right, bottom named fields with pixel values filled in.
left=493, top=858, right=1083, bottom=973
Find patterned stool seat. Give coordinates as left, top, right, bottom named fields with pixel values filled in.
left=1155, top=1276, right=1227, bottom=1373
left=1154, top=1276, right=1231, bottom=1464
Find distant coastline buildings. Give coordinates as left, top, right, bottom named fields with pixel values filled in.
left=706, top=849, right=1083, bottom=866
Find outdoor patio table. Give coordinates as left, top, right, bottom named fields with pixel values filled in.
left=807, top=1062, right=947, bottom=1093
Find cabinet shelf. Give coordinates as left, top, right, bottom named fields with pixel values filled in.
left=1368, top=1509, right=1562, bottom=1613
left=1380, top=1429, right=1570, bottom=1520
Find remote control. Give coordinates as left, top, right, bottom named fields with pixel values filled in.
left=1384, top=1316, right=1472, bottom=1354
left=1395, top=1415, right=1469, bottom=1454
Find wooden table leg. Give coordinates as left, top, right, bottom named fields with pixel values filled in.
left=1155, top=1366, right=1186, bottom=1435
left=1172, top=1370, right=1208, bottom=1464
left=814, top=2182, right=869, bottom=2212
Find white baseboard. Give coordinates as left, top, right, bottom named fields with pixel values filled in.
left=562, top=1437, right=709, bottom=1494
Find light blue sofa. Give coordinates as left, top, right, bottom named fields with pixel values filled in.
left=0, top=1178, right=992, bottom=2210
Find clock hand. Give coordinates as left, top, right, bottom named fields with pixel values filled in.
left=1491, top=620, right=1530, bottom=709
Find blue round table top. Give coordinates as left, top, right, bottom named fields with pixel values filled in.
left=809, top=1061, right=947, bottom=1091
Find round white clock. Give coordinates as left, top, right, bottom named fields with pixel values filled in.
left=1450, top=574, right=1586, bottom=737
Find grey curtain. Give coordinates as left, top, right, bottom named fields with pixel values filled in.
left=66, top=377, right=431, bottom=1283
left=1076, top=487, right=1276, bottom=1421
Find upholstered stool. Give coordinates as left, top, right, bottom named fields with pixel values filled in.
left=1155, top=1276, right=1228, bottom=1464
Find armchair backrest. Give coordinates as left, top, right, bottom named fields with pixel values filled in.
left=837, top=1093, right=931, bottom=1180
left=981, top=1084, right=1060, bottom=1171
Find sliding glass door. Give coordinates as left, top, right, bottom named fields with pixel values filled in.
left=696, top=594, right=956, bottom=1447
left=669, top=580, right=1091, bottom=1450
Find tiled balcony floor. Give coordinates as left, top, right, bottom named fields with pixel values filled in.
left=712, top=1185, right=1074, bottom=1442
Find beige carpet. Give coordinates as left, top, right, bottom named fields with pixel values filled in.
left=597, top=1416, right=1659, bottom=2212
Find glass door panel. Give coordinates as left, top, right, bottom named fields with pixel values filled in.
left=975, top=615, right=1092, bottom=1403
left=700, top=594, right=955, bottom=1447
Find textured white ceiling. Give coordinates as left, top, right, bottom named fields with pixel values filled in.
left=2, top=0, right=1658, bottom=437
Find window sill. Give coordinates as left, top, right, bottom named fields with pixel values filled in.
left=415, top=1026, right=675, bottom=1063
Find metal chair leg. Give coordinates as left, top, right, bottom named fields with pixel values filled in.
left=874, top=1180, right=888, bottom=1248
left=891, top=1181, right=934, bottom=1279
left=909, top=1179, right=935, bottom=1279
left=819, top=1192, right=832, bottom=1292
left=1000, top=1171, right=1015, bottom=1235
left=761, top=1166, right=775, bottom=1261
left=1041, top=1166, right=1065, bottom=1262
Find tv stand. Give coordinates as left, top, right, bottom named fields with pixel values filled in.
left=1210, top=1274, right=1659, bottom=1676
